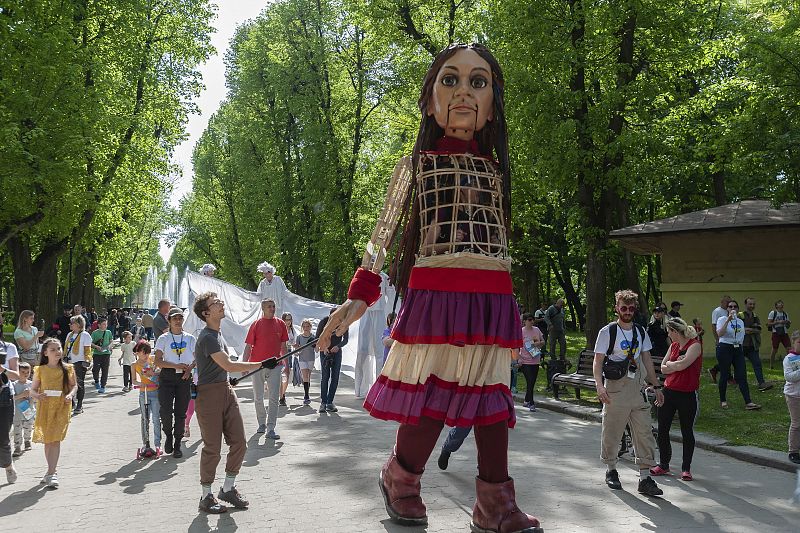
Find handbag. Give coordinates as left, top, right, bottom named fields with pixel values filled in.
left=602, top=357, right=630, bottom=381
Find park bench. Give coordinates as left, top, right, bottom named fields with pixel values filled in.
left=551, top=349, right=665, bottom=400
left=550, top=349, right=596, bottom=400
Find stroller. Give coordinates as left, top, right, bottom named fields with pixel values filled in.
left=618, top=387, right=660, bottom=458
left=136, top=385, right=161, bottom=460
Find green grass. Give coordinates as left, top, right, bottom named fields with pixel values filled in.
left=517, top=330, right=791, bottom=452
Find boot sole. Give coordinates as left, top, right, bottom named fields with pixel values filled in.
left=378, top=472, right=428, bottom=526
left=470, top=522, right=544, bottom=533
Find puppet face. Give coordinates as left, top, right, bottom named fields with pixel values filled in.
left=427, top=48, right=494, bottom=141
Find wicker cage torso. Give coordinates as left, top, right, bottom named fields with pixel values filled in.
left=416, top=152, right=508, bottom=260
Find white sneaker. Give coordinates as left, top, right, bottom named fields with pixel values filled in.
left=5, top=465, right=17, bottom=484
left=40, top=473, right=51, bottom=485
left=47, top=473, right=59, bottom=488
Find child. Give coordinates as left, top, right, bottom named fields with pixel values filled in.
left=184, top=367, right=197, bottom=439
left=784, top=331, right=800, bottom=464
left=29, top=338, right=78, bottom=488
left=118, top=331, right=136, bottom=392
left=132, top=318, right=146, bottom=343
left=132, top=340, right=162, bottom=455
left=296, top=319, right=315, bottom=405
left=280, top=313, right=296, bottom=406
left=12, top=362, right=35, bottom=457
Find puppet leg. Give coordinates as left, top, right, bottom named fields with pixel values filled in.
left=379, top=416, right=443, bottom=526
left=471, top=421, right=543, bottom=533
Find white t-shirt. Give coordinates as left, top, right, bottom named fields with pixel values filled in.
left=711, top=306, right=727, bottom=329
left=64, top=331, right=93, bottom=362
left=594, top=322, right=653, bottom=362
left=1, top=341, right=19, bottom=390
left=120, top=342, right=137, bottom=365
left=768, top=310, right=790, bottom=333
left=716, top=315, right=745, bottom=345
left=258, top=275, right=288, bottom=312
left=155, top=331, right=197, bottom=370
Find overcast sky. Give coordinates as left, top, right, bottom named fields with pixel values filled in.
left=159, top=1, right=270, bottom=263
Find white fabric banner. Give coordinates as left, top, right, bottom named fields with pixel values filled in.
left=182, top=271, right=361, bottom=377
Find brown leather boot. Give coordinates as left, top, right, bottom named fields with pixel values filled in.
left=378, top=450, right=427, bottom=526
left=471, top=476, right=543, bottom=533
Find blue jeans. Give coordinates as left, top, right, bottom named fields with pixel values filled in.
left=442, top=426, right=473, bottom=454
left=139, top=390, right=162, bottom=447
left=716, top=343, right=752, bottom=404
left=510, top=365, right=519, bottom=392
left=320, top=352, right=342, bottom=405
left=742, top=345, right=766, bottom=385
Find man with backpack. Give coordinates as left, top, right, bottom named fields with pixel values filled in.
left=593, top=289, right=664, bottom=497
left=544, top=298, right=567, bottom=362
left=768, top=299, right=792, bottom=368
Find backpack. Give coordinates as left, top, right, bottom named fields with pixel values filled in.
left=769, top=310, right=787, bottom=334
left=605, top=322, right=646, bottom=356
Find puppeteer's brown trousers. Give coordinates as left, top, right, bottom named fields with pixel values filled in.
left=195, top=381, right=246, bottom=485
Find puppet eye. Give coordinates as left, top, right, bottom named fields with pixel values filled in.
left=471, top=76, right=488, bottom=89
left=441, top=74, right=457, bottom=87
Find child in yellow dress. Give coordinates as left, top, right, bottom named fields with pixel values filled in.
left=30, top=338, right=77, bottom=488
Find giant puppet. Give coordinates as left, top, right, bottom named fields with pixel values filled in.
left=317, top=44, right=542, bottom=533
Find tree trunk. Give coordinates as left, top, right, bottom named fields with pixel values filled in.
left=8, top=235, right=60, bottom=319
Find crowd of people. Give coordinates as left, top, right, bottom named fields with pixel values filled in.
left=1, top=288, right=798, bottom=505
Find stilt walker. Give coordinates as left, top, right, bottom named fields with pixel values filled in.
left=318, top=43, right=542, bottom=533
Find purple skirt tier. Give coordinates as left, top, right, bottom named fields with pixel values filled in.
left=391, top=287, right=522, bottom=348
left=364, top=374, right=516, bottom=428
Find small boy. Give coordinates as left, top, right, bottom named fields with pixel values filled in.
left=118, top=331, right=136, bottom=392
left=132, top=318, right=146, bottom=343
left=12, top=362, right=35, bottom=457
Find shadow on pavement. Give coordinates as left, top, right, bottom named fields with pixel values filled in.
left=0, top=484, right=52, bottom=517
left=380, top=518, right=427, bottom=532
left=189, top=510, right=239, bottom=532
left=242, top=433, right=283, bottom=467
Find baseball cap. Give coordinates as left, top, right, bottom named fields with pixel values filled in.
left=168, top=307, right=185, bottom=319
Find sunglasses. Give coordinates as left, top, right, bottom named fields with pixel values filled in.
left=617, top=305, right=637, bottom=313
left=727, top=305, right=738, bottom=309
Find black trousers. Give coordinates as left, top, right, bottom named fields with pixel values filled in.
left=92, top=354, right=111, bottom=387
left=74, top=362, right=87, bottom=409
left=159, top=369, right=191, bottom=440
left=0, top=390, right=13, bottom=468
left=520, top=364, right=540, bottom=405
left=657, top=387, right=699, bottom=472
left=122, top=364, right=132, bottom=388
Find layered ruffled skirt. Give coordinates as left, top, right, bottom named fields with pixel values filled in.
left=364, top=253, right=521, bottom=428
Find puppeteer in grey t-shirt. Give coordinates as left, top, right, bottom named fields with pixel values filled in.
left=195, top=327, right=230, bottom=386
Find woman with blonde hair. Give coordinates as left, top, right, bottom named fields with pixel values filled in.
left=14, top=310, right=44, bottom=366
left=63, top=315, right=93, bottom=415
left=651, top=317, right=702, bottom=481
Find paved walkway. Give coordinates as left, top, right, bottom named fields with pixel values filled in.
left=2, top=355, right=798, bottom=532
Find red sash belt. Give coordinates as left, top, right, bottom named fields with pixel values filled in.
left=409, top=267, right=513, bottom=294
